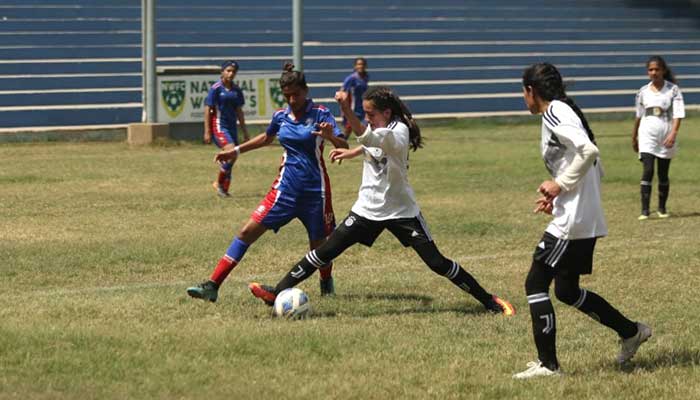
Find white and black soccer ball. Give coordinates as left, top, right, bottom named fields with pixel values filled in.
left=273, top=288, right=311, bottom=319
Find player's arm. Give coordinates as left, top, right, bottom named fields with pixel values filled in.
left=632, top=117, right=641, bottom=152
left=538, top=132, right=599, bottom=200
left=214, top=132, right=274, bottom=163
left=335, top=90, right=364, bottom=136
left=329, top=146, right=364, bottom=163
left=203, top=105, right=213, bottom=144
left=235, top=106, right=250, bottom=142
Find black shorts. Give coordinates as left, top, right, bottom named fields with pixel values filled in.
left=334, top=211, right=433, bottom=248
left=532, top=232, right=597, bottom=275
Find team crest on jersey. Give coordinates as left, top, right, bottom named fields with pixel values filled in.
left=305, top=118, right=314, bottom=126
left=161, top=80, right=186, bottom=118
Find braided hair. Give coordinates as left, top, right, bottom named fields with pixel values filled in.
left=363, top=86, right=423, bottom=151
left=522, top=63, right=596, bottom=145
left=647, top=55, right=676, bottom=84
left=279, top=62, right=308, bottom=90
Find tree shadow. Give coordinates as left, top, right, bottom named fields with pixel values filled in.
left=613, top=347, right=700, bottom=373
left=310, top=292, right=489, bottom=319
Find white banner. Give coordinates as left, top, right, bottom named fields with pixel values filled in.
left=157, top=73, right=285, bottom=123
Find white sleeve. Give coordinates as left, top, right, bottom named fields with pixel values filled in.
left=635, top=89, right=645, bottom=118
left=671, top=85, right=685, bottom=119
left=356, top=123, right=409, bottom=154
left=554, top=141, right=600, bottom=191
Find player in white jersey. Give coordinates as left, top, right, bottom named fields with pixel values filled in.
left=513, top=63, right=651, bottom=379
left=632, top=56, right=685, bottom=220
left=248, top=86, right=515, bottom=316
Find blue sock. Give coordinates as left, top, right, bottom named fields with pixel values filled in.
left=226, top=237, right=250, bottom=262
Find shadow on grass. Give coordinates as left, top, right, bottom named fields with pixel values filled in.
left=310, top=292, right=488, bottom=319
left=616, top=347, right=700, bottom=373
left=669, top=212, right=700, bottom=219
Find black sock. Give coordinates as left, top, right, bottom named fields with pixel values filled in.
left=444, top=261, right=492, bottom=305
left=527, top=292, right=559, bottom=370
left=658, top=182, right=669, bottom=212
left=571, top=288, right=638, bottom=339
left=640, top=183, right=651, bottom=214
left=274, top=250, right=323, bottom=293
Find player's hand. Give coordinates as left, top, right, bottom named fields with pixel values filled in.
left=662, top=132, right=676, bottom=148
left=203, top=131, right=212, bottom=144
left=329, top=148, right=353, bottom=163
left=335, top=90, right=351, bottom=110
left=312, top=122, right=334, bottom=140
left=214, top=148, right=238, bottom=164
left=533, top=196, right=554, bottom=214
left=538, top=180, right=561, bottom=200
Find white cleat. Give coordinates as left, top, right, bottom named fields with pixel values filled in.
left=617, top=322, right=652, bottom=364
left=513, top=361, right=562, bottom=379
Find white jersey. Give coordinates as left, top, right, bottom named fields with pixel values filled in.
left=541, top=100, right=607, bottom=240
left=635, top=80, right=685, bottom=159
left=350, top=120, right=420, bottom=220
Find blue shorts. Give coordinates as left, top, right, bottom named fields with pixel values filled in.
left=251, top=187, right=335, bottom=242
left=210, top=115, right=238, bottom=148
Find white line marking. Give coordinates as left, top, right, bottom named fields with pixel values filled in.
left=0, top=102, right=141, bottom=112
left=0, top=72, right=141, bottom=79
left=0, top=87, right=140, bottom=95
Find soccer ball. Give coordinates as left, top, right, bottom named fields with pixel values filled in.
left=273, top=288, right=311, bottom=319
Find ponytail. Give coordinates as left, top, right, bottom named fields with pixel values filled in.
left=522, top=63, right=596, bottom=145
left=363, top=86, right=423, bottom=151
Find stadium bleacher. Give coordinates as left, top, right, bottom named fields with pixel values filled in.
left=0, top=0, right=699, bottom=129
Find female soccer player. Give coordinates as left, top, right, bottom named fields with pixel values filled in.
left=513, top=63, right=651, bottom=379
left=204, top=60, right=250, bottom=197
left=247, top=86, right=515, bottom=316
left=340, top=57, right=369, bottom=137
left=186, top=63, right=348, bottom=301
left=632, top=56, right=685, bottom=220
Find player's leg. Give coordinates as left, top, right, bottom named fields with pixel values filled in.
left=299, top=190, right=337, bottom=296
left=656, top=157, right=671, bottom=217
left=639, top=152, right=655, bottom=219
left=250, top=213, right=380, bottom=305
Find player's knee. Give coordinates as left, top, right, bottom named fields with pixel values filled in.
left=554, top=284, right=578, bottom=306
left=525, top=262, right=549, bottom=295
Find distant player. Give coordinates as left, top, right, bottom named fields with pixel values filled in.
left=340, top=57, right=369, bottom=137
left=632, top=55, right=685, bottom=220
left=247, top=86, right=515, bottom=316
left=513, top=63, right=651, bottom=379
left=186, top=63, right=348, bottom=302
left=204, top=60, right=250, bottom=198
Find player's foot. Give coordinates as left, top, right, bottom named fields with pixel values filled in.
left=212, top=181, right=231, bottom=198
left=657, top=210, right=670, bottom=219
left=319, top=277, right=335, bottom=296
left=513, top=361, right=561, bottom=379
left=638, top=212, right=649, bottom=221
left=617, top=322, right=652, bottom=364
left=186, top=280, right=219, bottom=303
left=484, top=295, right=516, bottom=316
left=248, top=282, right=277, bottom=306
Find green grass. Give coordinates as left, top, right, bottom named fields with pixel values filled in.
left=1, top=117, right=699, bottom=399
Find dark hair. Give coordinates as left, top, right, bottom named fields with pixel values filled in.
left=646, top=55, right=676, bottom=83
left=354, top=57, right=367, bottom=65
left=363, top=86, right=422, bottom=151
left=522, top=63, right=596, bottom=144
left=221, top=60, right=239, bottom=71
left=279, top=62, right=308, bottom=90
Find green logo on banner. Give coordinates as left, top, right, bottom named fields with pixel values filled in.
left=268, top=79, right=286, bottom=109
left=161, top=80, right=186, bottom=118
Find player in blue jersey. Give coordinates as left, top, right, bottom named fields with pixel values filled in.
left=341, top=57, right=369, bottom=137
left=204, top=60, right=250, bottom=198
left=186, top=63, right=348, bottom=302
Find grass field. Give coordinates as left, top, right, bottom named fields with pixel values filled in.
left=1, top=116, right=699, bottom=399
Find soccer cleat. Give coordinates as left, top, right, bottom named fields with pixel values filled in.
left=657, top=210, right=670, bottom=219
left=485, top=295, right=516, bottom=316
left=637, top=214, right=649, bottom=221
left=248, top=282, right=277, bottom=306
left=212, top=181, right=231, bottom=198
left=513, top=361, right=562, bottom=379
left=319, top=277, right=335, bottom=296
left=186, top=280, right=219, bottom=303
left=617, top=322, right=652, bottom=364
